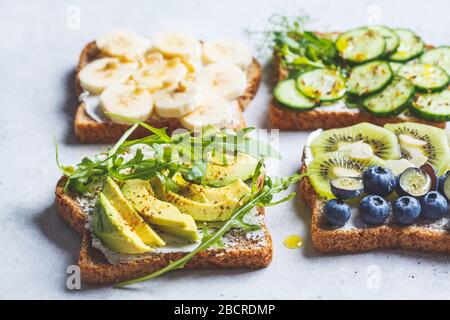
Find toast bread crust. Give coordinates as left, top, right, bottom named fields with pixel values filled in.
left=55, top=177, right=272, bottom=284
left=269, top=44, right=446, bottom=130
left=299, top=150, right=450, bottom=254
left=74, top=42, right=262, bottom=143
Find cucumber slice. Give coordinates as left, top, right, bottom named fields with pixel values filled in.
left=347, top=60, right=393, bottom=96
left=398, top=63, right=449, bottom=92
left=362, top=76, right=414, bottom=116
left=274, top=79, right=316, bottom=111
left=335, top=27, right=386, bottom=63
left=410, top=90, right=450, bottom=121
left=420, top=46, right=450, bottom=76
left=296, top=68, right=346, bottom=102
left=369, top=26, right=400, bottom=54
left=389, top=29, right=424, bottom=62
left=389, top=62, right=404, bottom=73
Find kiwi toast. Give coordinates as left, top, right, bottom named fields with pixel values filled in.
left=54, top=124, right=299, bottom=285
left=269, top=26, right=450, bottom=130
left=74, top=31, right=262, bottom=143
left=299, top=122, right=450, bottom=254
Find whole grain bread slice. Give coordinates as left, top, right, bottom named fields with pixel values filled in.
left=269, top=43, right=446, bottom=130
left=55, top=177, right=272, bottom=284
left=74, top=42, right=262, bottom=143
left=299, top=150, right=450, bottom=254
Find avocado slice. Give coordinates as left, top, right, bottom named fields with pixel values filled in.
left=172, top=173, right=250, bottom=202
left=103, top=177, right=165, bottom=247
left=157, top=214, right=199, bottom=242
left=122, top=179, right=188, bottom=228
left=91, top=193, right=153, bottom=254
left=205, top=153, right=259, bottom=187
left=153, top=178, right=242, bottom=221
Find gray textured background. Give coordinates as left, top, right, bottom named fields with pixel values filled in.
left=1, top=0, right=449, bottom=299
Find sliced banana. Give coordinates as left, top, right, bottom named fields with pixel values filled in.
left=152, top=32, right=201, bottom=61
left=96, top=29, right=149, bottom=61
left=79, top=58, right=137, bottom=94
left=203, top=39, right=252, bottom=69
left=179, top=95, right=232, bottom=130
left=154, top=81, right=202, bottom=118
left=100, top=82, right=153, bottom=124
left=132, top=57, right=187, bottom=92
left=197, top=63, right=247, bottom=101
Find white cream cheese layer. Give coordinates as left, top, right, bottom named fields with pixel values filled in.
left=86, top=207, right=266, bottom=265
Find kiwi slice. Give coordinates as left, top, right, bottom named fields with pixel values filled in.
left=307, top=152, right=385, bottom=199
left=384, top=122, right=450, bottom=175
left=310, top=122, right=401, bottom=160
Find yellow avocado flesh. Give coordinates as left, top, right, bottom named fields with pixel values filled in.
left=204, top=153, right=259, bottom=187
left=172, top=173, right=250, bottom=203
left=157, top=214, right=199, bottom=242
left=153, top=177, right=242, bottom=222
left=103, top=177, right=165, bottom=247
left=121, top=179, right=188, bottom=228
left=91, top=193, right=152, bottom=254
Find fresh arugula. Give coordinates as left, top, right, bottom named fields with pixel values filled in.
left=115, top=164, right=306, bottom=288
left=57, top=121, right=280, bottom=194
left=246, top=13, right=337, bottom=71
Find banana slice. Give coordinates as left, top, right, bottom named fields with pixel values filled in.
left=96, top=29, right=149, bottom=61
left=179, top=95, right=232, bottom=130
left=100, top=82, right=153, bottom=124
left=154, top=81, right=202, bottom=118
left=203, top=39, right=252, bottom=69
left=197, top=63, right=247, bottom=101
left=132, top=57, right=188, bottom=92
left=79, top=58, right=137, bottom=94
left=152, top=32, right=201, bottom=61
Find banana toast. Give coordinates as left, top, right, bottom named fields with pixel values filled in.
left=74, top=41, right=262, bottom=143
left=55, top=177, right=272, bottom=284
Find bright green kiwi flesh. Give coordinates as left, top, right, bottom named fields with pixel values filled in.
left=310, top=122, right=401, bottom=160
left=384, top=122, right=450, bottom=175
left=307, top=152, right=385, bottom=199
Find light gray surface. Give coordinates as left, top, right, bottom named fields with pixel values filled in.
left=0, top=0, right=449, bottom=300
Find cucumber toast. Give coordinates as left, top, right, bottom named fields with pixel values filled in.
left=268, top=21, right=450, bottom=130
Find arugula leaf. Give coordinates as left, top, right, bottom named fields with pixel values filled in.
left=246, top=13, right=336, bottom=70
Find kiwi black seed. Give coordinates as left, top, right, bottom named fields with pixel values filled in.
left=384, top=122, right=450, bottom=175
left=308, top=151, right=385, bottom=199
left=310, top=122, right=401, bottom=160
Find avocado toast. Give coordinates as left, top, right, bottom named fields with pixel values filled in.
left=74, top=30, right=262, bottom=143
left=267, top=20, right=450, bottom=130
left=299, top=122, right=450, bottom=254
left=55, top=123, right=299, bottom=285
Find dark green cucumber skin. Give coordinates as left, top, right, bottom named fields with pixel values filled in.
left=296, top=71, right=346, bottom=102
left=361, top=85, right=415, bottom=117
left=276, top=100, right=317, bottom=112
left=335, top=27, right=386, bottom=64
left=413, top=76, right=449, bottom=93
left=388, top=29, right=425, bottom=62
left=410, top=94, right=450, bottom=121
left=347, top=61, right=394, bottom=96
left=273, top=80, right=317, bottom=111
left=409, top=106, right=450, bottom=121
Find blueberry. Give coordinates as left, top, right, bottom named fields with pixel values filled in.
left=324, top=199, right=351, bottom=227
left=438, top=171, right=450, bottom=197
left=359, top=195, right=391, bottom=225
left=362, top=166, right=396, bottom=197
left=420, top=191, right=448, bottom=220
left=330, top=177, right=364, bottom=200
left=393, top=196, right=421, bottom=225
